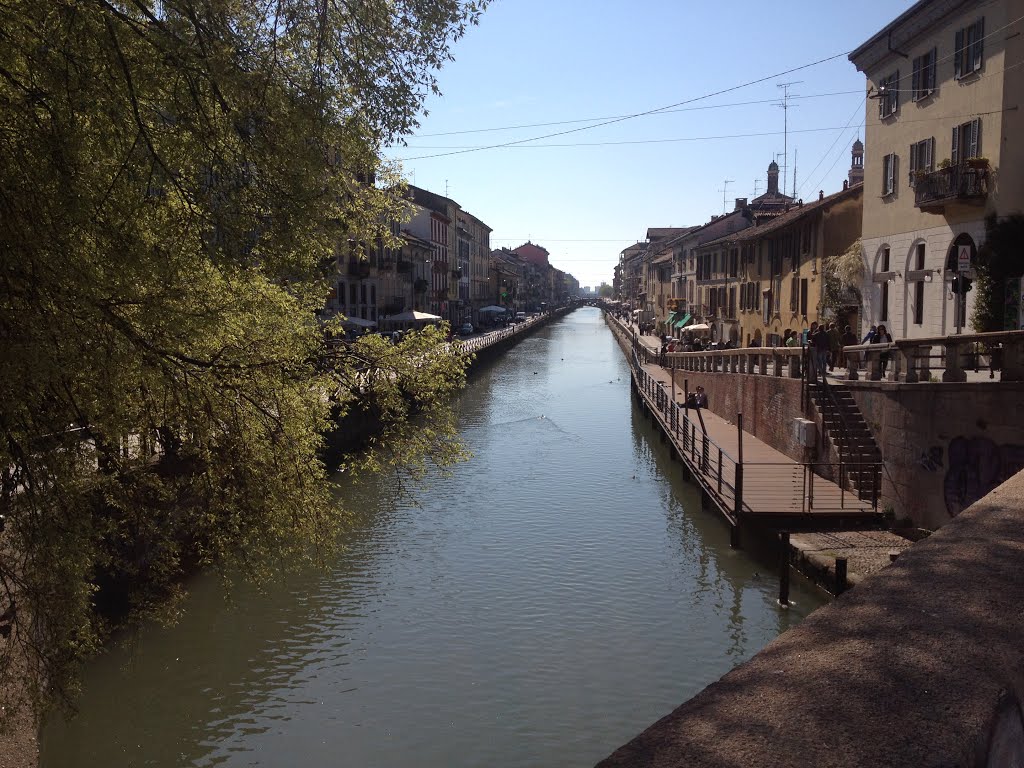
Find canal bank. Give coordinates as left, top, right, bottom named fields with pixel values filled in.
left=597, top=467, right=1024, bottom=768
left=40, top=307, right=824, bottom=767
left=604, top=311, right=912, bottom=597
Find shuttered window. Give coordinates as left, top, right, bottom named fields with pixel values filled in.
left=951, top=119, right=981, bottom=164
left=954, top=18, right=985, bottom=79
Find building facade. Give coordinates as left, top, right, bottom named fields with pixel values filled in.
left=850, top=0, right=1024, bottom=339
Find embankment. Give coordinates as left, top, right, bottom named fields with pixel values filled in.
left=597, top=466, right=1024, bottom=768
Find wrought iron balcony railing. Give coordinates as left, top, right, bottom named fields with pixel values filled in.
left=914, top=163, right=988, bottom=212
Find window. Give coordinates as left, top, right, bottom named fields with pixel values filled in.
left=908, top=137, right=934, bottom=186
left=790, top=276, right=799, bottom=312
left=951, top=118, right=981, bottom=164
left=800, top=279, right=808, bottom=317
left=913, top=243, right=925, bottom=326
left=911, top=48, right=937, bottom=100
left=955, top=18, right=984, bottom=79
left=882, top=153, right=898, bottom=196
left=878, top=70, right=899, bottom=118
left=728, top=287, right=735, bottom=318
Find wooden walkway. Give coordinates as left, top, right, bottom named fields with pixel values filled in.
left=621, top=328, right=884, bottom=535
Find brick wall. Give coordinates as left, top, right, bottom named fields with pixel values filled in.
left=674, top=370, right=816, bottom=463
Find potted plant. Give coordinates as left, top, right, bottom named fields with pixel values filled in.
left=966, top=156, right=989, bottom=169
left=938, top=158, right=952, bottom=170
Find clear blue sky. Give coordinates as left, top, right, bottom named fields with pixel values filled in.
left=386, top=0, right=916, bottom=289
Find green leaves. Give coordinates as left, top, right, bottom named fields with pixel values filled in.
left=0, top=0, right=483, bottom=717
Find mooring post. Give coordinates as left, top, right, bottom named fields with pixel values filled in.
left=735, top=413, right=744, bottom=521
left=730, top=523, right=740, bottom=549
left=779, top=531, right=791, bottom=607
left=835, top=556, right=848, bottom=595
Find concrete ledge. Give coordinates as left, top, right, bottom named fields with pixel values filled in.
left=596, top=468, right=1024, bottom=768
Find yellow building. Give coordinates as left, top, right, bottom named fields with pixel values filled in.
left=850, top=0, right=1024, bottom=339
left=696, top=181, right=863, bottom=347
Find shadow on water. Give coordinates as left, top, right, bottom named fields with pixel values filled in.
left=40, top=307, right=826, bottom=768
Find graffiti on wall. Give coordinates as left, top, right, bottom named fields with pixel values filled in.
left=942, top=436, right=1024, bottom=517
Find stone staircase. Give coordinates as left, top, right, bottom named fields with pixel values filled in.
left=807, top=382, right=882, bottom=501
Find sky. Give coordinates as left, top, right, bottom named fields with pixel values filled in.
left=385, top=0, right=918, bottom=289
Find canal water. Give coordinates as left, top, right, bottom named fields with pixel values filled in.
left=41, top=307, right=825, bottom=767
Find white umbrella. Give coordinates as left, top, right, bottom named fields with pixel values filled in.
left=478, top=305, right=508, bottom=313
left=341, top=316, right=377, bottom=328
left=384, top=310, right=442, bottom=322
left=685, top=322, right=711, bottom=332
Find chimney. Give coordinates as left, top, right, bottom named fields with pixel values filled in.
left=843, top=179, right=849, bottom=190
left=819, top=190, right=824, bottom=201
left=734, top=197, right=748, bottom=210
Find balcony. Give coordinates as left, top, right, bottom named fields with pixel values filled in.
left=914, top=163, right=988, bottom=213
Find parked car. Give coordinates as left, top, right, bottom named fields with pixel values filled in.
left=458, top=322, right=474, bottom=336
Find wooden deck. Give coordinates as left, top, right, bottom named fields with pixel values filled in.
left=629, top=345, right=884, bottom=534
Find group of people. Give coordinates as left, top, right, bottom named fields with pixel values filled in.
left=801, top=321, right=894, bottom=381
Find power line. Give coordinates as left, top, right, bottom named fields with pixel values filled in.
left=398, top=124, right=870, bottom=151
left=398, top=49, right=853, bottom=161
left=406, top=91, right=861, bottom=138
left=796, top=98, right=865, bottom=198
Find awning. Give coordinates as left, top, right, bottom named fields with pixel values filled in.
left=666, top=311, right=679, bottom=324
left=673, top=313, right=692, bottom=329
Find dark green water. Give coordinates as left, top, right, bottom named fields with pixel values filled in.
left=40, top=307, right=825, bottom=767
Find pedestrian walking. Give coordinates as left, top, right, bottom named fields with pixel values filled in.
left=809, top=321, right=829, bottom=382
left=827, top=322, right=842, bottom=372
left=872, top=324, right=894, bottom=377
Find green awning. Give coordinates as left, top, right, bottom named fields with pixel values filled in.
left=666, top=311, right=679, bottom=324
left=673, top=313, right=692, bottom=329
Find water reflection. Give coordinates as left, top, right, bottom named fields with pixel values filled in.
left=41, top=308, right=825, bottom=768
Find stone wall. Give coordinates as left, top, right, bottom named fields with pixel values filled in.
left=597, top=468, right=1024, bottom=768
left=608, top=313, right=1024, bottom=531
left=847, top=381, right=1024, bottom=530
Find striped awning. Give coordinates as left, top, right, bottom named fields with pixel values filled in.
left=673, top=312, right=692, bottom=329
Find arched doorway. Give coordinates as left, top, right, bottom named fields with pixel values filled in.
left=946, top=233, right=976, bottom=333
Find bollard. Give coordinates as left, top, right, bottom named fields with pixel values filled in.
left=835, top=556, right=848, bottom=595
left=779, top=532, right=791, bottom=607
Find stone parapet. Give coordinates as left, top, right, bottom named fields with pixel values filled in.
left=597, top=468, right=1024, bottom=768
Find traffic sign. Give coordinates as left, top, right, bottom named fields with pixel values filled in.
left=958, top=244, right=972, bottom=273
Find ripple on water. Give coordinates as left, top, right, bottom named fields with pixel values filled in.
left=40, top=309, right=825, bottom=768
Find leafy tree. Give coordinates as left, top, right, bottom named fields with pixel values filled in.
left=972, top=214, right=1024, bottom=332
left=0, top=0, right=482, bottom=718
left=820, top=239, right=864, bottom=322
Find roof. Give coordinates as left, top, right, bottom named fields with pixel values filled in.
left=647, top=227, right=696, bottom=242
left=849, top=0, right=973, bottom=72
left=698, top=182, right=864, bottom=249
left=407, top=184, right=457, bottom=216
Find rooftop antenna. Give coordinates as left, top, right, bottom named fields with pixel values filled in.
left=792, top=149, right=798, bottom=198
left=719, top=179, right=734, bottom=214
left=753, top=178, right=762, bottom=197
left=776, top=81, right=802, bottom=195
left=445, top=179, right=449, bottom=197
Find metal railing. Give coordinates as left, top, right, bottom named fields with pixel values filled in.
left=629, top=347, right=880, bottom=518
